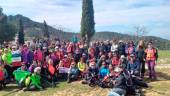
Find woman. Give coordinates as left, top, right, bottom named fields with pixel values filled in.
left=145, top=41, right=158, bottom=80
left=136, top=40, right=145, bottom=78
left=78, top=58, right=87, bottom=78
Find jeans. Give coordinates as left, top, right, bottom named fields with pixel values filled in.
left=108, top=88, right=126, bottom=96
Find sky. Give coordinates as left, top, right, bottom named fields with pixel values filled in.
left=0, top=0, right=170, bottom=40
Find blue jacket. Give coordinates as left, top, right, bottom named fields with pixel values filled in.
left=127, top=60, right=140, bottom=72
left=99, top=66, right=109, bottom=78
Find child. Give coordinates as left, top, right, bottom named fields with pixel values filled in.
left=67, top=62, right=79, bottom=83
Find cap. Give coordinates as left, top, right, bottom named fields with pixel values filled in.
left=34, top=67, right=41, bottom=73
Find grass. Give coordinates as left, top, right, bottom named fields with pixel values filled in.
left=1, top=68, right=170, bottom=96
left=157, top=50, right=170, bottom=64
left=158, top=50, right=170, bottom=59
left=0, top=50, right=170, bottom=96
left=144, top=68, right=170, bottom=96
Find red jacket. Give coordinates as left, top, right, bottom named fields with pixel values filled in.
left=112, top=57, right=120, bottom=66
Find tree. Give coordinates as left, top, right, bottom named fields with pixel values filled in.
left=18, top=18, right=25, bottom=45
left=43, top=20, right=49, bottom=39
left=0, top=7, right=16, bottom=43
left=134, top=25, right=149, bottom=37
left=81, top=0, right=95, bottom=46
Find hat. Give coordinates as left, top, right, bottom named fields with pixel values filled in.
left=64, top=55, right=68, bottom=57
left=43, top=47, right=47, bottom=50
left=89, top=62, right=96, bottom=66
left=120, top=55, right=125, bottom=59
left=82, top=53, right=86, bottom=56
left=55, top=46, right=59, bottom=49
left=114, top=66, right=122, bottom=73
left=130, top=54, right=135, bottom=57
left=12, top=46, right=17, bottom=49
left=34, top=67, right=41, bottom=73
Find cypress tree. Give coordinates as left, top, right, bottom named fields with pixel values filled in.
left=18, top=18, right=24, bottom=45
left=43, top=20, right=49, bottom=39
left=81, top=0, right=95, bottom=46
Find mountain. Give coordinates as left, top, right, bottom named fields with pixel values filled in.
left=7, top=14, right=170, bottom=50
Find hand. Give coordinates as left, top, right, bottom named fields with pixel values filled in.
left=112, top=80, right=116, bottom=85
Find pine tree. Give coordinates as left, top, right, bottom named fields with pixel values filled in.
left=43, top=20, right=49, bottom=39
left=18, top=18, right=24, bottom=45
left=0, top=7, right=16, bottom=43
left=81, top=0, right=95, bottom=46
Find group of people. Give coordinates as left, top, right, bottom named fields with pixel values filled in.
left=0, top=38, right=158, bottom=95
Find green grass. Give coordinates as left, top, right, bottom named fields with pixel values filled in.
left=1, top=50, right=170, bottom=96
left=157, top=50, right=170, bottom=64
left=158, top=50, right=170, bottom=59
left=1, top=68, right=170, bottom=96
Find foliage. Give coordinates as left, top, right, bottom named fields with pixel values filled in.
left=43, top=20, right=49, bottom=39
left=81, top=0, right=95, bottom=43
left=18, top=18, right=25, bottom=45
left=6, top=15, right=170, bottom=50
left=0, top=8, right=16, bottom=43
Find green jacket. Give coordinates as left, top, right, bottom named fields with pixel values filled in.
left=2, top=50, right=12, bottom=65
left=13, top=70, right=31, bottom=82
left=30, top=74, right=42, bottom=89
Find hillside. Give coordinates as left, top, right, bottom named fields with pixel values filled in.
left=7, top=14, right=170, bottom=50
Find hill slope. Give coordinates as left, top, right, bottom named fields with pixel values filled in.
left=7, top=14, right=170, bottom=50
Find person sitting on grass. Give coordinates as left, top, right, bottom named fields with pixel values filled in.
left=24, top=67, right=43, bottom=91
left=13, top=64, right=30, bottom=89
left=99, top=61, right=109, bottom=79
left=77, top=58, right=87, bottom=78
left=99, top=64, right=115, bottom=88
left=67, top=61, right=79, bottom=83
left=111, top=52, right=120, bottom=67
left=17, top=63, right=28, bottom=71
left=108, top=66, right=127, bottom=96
left=127, top=54, right=140, bottom=76
left=83, top=62, right=99, bottom=86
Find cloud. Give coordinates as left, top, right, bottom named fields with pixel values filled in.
left=0, top=0, right=170, bottom=39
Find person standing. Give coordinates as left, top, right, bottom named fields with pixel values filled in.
left=136, top=40, right=146, bottom=78
left=145, top=41, right=158, bottom=80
